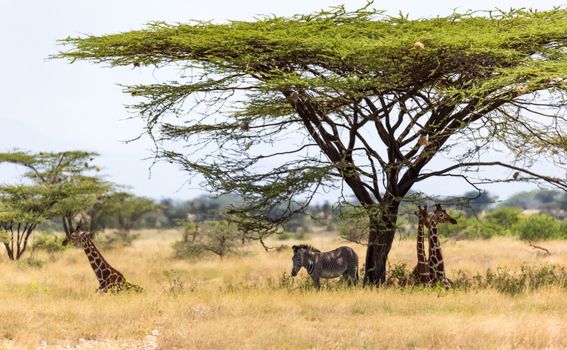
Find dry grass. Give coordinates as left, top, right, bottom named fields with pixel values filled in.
left=1, top=230, right=567, bottom=349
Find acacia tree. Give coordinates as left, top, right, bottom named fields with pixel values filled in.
left=56, top=5, right=567, bottom=284
left=0, top=151, right=111, bottom=236
left=0, top=185, right=55, bottom=260
left=108, top=192, right=157, bottom=233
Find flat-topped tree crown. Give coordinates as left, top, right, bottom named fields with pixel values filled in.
left=0, top=151, right=112, bottom=237
left=0, top=184, right=63, bottom=260
left=55, top=4, right=567, bottom=284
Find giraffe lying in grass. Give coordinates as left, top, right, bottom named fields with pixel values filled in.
left=62, top=227, right=143, bottom=293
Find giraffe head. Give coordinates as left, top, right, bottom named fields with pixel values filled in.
left=415, top=205, right=430, bottom=226
left=62, top=226, right=87, bottom=246
left=431, top=203, right=457, bottom=224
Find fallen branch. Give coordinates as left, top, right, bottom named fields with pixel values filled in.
left=528, top=241, right=551, bottom=256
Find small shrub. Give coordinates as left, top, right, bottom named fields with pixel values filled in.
left=162, top=270, right=193, bottom=295
left=271, top=272, right=315, bottom=291
left=96, top=231, right=140, bottom=250
left=385, top=262, right=410, bottom=287
left=173, top=220, right=245, bottom=259
left=25, top=257, right=45, bottom=269
left=439, top=215, right=503, bottom=240
left=276, top=230, right=305, bottom=241
left=487, top=264, right=567, bottom=295
left=273, top=244, right=290, bottom=252
left=380, top=263, right=567, bottom=295
left=560, top=220, right=567, bottom=237
left=514, top=214, right=562, bottom=241
left=485, top=207, right=521, bottom=229
left=451, top=270, right=474, bottom=291
left=31, top=234, right=67, bottom=254
left=172, top=240, right=204, bottom=259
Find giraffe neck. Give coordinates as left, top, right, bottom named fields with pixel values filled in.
left=427, top=219, right=447, bottom=282
left=79, top=236, right=122, bottom=286
left=416, top=221, right=429, bottom=283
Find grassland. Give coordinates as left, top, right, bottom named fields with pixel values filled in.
left=1, top=230, right=567, bottom=349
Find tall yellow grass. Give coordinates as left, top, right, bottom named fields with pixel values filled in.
left=1, top=230, right=566, bottom=349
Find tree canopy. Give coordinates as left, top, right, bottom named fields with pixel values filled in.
left=0, top=151, right=110, bottom=236
left=56, top=4, right=567, bottom=284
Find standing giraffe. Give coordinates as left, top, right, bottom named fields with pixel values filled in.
left=412, top=205, right=432, bottom=285
left=427, top=203, right=457, bottom=288
left=62, top=227, right=142, bottom=293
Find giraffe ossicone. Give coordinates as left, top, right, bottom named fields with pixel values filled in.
left=63, top=227, right=143, bottom=294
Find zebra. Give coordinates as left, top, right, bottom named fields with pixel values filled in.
left=290, top=244, right=359, bottom=289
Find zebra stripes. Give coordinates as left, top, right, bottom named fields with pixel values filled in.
left=291, top=244, right=358, bottom=289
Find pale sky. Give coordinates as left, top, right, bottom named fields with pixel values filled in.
left=0, top=0, right=564, bottom=202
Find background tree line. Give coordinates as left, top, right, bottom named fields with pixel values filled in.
left=1, top=151, right=565, bottom=262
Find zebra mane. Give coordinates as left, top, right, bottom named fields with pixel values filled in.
left=292, top=244, right=321, bottom=253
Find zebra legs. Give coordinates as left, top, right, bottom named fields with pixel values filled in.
left=342, top=267, right=358, bottom=286
left=311, top=275, right=321, bottom=290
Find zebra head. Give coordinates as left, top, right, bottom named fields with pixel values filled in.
left=291, top=244, right=320, bottom=277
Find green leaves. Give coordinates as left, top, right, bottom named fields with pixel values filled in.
left=54, top=4, right=567, bottom=243
left=0, top=151, right=112, bottom=235
left=0, top=184, right=53, bottom=225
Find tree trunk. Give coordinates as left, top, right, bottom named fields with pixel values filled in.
left=4, top=243, right=14, bottom=260
left=363, top=200, right=400, bottom=286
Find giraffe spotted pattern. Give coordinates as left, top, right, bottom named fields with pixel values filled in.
left=412, top=205, right=432, bottom=285
left=427, top=204, right=457, bottom=288
left=63, top=228, right=143, bottom=293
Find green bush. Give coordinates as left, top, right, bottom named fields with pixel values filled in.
left=560, top=220, right=567, bottom=237
left=173, top=220, right=245, bottom=259
left=95, top=231, right=140, bottom=250
left=486, top=265, right=567, bottom=295
left=276, top=230, right=305, bottom=240
left=172, top=240, right=204, bottom=259
left=485, top=207, right=522, bottom=229
left=438, top=213, right=503, bottom=240
left=24, top=256, right=45, bottom=268
left=514, top=214, right=562, bottom=241
left=380, top=263, right=567, bottom=295
left=31, top=234, right=67, bottom=254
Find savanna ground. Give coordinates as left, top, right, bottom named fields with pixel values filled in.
left=1, top=230, right=567, bottom=349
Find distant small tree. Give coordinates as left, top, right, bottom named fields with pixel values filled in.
left=109, top=192, right=157, bottom=233
left=174, top=220, right=243, bottom=259
left=439, top=213, right=502, bottom=240
left=0, top=151, right=110, bottom=236
left=485, top=207, right=522, bottom=229
left=0, top=185, right=55, bottom=260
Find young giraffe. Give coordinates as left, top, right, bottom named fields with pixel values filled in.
left=412, top=205, right=432, bottom=285
left=62, top=227, right=142, bottom=293
left=427, top=203, right=457, bottom=288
